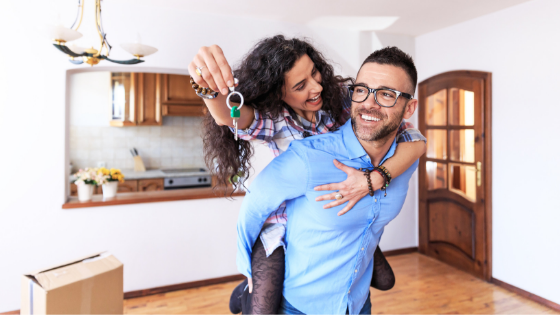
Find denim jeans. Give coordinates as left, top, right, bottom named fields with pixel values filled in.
left=278, top=293, right=372, bottom=314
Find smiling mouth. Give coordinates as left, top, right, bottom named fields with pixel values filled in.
left=307, top=94, right=321, bottom=102
left=361, top=114, right=380, bottom=122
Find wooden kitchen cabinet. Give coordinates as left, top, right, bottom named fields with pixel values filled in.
left=135, top=73, right=162, bottom=126
left=161, top=74, right=206, bottom=117
left=138, top=179, right=164, bottom=192
left=117, top=180, right=138, bottom=193
left=110, top=72, right=162, bottom=127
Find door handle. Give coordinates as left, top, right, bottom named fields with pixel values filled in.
left=477, top=161, right=482, bottom=187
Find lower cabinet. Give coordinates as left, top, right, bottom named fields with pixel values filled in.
left=117, top=180, right=138, bottom=193
left=138, top=179, right=164, bottom=192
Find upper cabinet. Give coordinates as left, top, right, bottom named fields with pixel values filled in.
left=110, top=73, right=204, bottom=127
left=136, top=73, right=162, bottom=126
left=161, top=74, right=206, bottom=117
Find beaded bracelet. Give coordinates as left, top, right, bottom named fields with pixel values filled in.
left=373, top=168, right=389, bottom=197
left=363, top=169, right=375, bottom=197
left=377, top=165, right=392, bottom=185
left=190, top=77, right=219, bottom=99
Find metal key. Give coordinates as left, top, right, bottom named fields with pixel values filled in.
left=226, top=77, right=244, bottom=141
left=231, top=105, right=241, bottom=140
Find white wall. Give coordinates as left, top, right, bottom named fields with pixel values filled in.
left=0, top=0, right=418, bottom=311
left=415, top=0, right=560, bottom=304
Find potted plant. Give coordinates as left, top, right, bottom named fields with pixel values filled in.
left=73, top=168, right=98, bottom=202
left=97, top=167, right=125, bottom=199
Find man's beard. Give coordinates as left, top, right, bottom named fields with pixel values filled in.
left=351, top=105, right=406, bottom=142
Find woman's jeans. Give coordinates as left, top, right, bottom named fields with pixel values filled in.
left=278, top=293, right=372, bottom=314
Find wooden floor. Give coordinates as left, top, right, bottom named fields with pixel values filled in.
left=124, top=253, right=558, bottom=314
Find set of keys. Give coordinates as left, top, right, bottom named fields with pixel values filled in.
left=226, top=78, right=243, bottom=140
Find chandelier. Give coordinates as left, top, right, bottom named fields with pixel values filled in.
left=46, top=0, right=158, bottom=66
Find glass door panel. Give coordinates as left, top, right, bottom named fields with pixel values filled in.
left=449, top=88, right=475, bottom=126
left=449, top=129, right=475, bottom=162
left=426, top=89, right=447, bottom=126
left=427, top=161, right=447, bottom=190
left=426, top=130, right=447, bottom=160
left=449, top=163, right=477, bottom=202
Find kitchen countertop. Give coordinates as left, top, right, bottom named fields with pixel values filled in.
left=70, top=168, right=211, bottom=182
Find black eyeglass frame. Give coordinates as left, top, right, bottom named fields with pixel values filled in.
left=347, top=84, right=414, bottom=107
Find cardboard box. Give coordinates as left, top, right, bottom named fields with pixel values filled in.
left=21, top=252, right=123, bottom=314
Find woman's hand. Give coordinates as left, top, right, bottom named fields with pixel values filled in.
left=248, top=277, right=253, bottom=293
left=314, top=160, right=385, bottom=216
left=188, top=45, right=235, bottom=96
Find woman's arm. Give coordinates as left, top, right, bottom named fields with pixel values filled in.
left=188, top=45, right=255, bottom=129
left=380, top=141, right=426, bottom=178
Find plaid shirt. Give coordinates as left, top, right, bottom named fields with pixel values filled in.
left=231, top=96, right=426, bottom=256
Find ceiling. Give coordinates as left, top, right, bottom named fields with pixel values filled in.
left=112, top=0, right=532, bottom=36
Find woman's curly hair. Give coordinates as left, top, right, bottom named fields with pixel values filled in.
left=203, top=35, right=352, bottom=193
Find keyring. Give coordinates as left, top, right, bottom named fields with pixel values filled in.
left=226, top=91, right=244, bottom=110
left=226, top=77, right=243, bottom=110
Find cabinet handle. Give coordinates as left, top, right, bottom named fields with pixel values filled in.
left=477, top=161, right=482, bottom=187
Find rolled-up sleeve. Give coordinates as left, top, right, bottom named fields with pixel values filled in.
left=236, top=145, right=309, bottom=277
left=396, top=121, right=427, bottom=143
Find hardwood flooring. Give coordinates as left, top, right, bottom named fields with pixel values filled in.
left=124, top=253, right=558, bottom=314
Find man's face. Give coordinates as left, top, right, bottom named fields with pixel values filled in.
left=351, top=63, right=416, bottom=142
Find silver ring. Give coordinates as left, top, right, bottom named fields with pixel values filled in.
left=335, top=193, right=343, bottom=200
left=195, top=66, right=205, bottom=77
left=226, top=91, right=244, bottom=110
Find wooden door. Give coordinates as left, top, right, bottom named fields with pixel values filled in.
left=161, top=74, right=205, bottom=117
left=135, top=73, right=162, bottom=126
left=418, top=70, right=492, bottom=280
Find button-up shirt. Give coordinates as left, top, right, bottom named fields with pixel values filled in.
left=237, top=119, right=419, bottom=314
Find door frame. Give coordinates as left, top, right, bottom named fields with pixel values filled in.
left=418, top=70, right=493, bottom=280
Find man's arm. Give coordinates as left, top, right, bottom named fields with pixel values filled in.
left=236, top=146, right=309, bottom=278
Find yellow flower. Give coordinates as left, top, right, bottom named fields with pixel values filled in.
left=110, top=168, right=122, bottom=176
left=98, top=167, right=110, bottom=176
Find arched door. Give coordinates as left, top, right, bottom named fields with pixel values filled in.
left=418, top=71, right=492, bottom=280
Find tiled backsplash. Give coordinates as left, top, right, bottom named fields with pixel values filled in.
left=70, top=116, right=205, bottom=172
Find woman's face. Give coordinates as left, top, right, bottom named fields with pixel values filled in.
left=282, top=54, right=323, bottom=118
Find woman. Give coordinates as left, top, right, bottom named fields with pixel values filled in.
left=189, top=35, right=426, bottom=314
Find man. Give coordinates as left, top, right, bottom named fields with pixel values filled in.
left=237, top=47, right=420, bottom=314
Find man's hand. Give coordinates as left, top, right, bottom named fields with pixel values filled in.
left=248, top=277, right=253, bottom=293
left=314, top=160, right=384, bottom=216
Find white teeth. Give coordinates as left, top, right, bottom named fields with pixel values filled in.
left=309, top=95, right=320, bottom=102
left=361, top=114, right=380, bottom=122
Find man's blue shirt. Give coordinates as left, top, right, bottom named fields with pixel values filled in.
left=237, top=119, right=418, bottom=314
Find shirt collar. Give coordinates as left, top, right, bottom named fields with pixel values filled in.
left=342, top=119, right=398, bottom=164
left=342, top=119, right=367, bottom=160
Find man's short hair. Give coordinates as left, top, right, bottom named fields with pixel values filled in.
left=361, top=46, right=417, bottom=94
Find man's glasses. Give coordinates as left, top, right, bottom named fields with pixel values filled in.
left=347, top=84, right=413, bottom=107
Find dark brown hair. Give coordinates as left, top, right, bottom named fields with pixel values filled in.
left=203, top=35, right=352, bottom=193
left=361, top=46, right=417, bottom=94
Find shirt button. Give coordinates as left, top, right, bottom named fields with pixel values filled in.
left=361, top=247, right=364, bottom=250
left=375, top=198, right=377, bottom=202
left=348, top=290, right=351, bottom=293
left=355, top=269, right=357, bottom=273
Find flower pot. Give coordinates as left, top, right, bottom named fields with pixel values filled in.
left=102, top=181, right=119, bottom=199
left=77, top=183, right=95, bottom=202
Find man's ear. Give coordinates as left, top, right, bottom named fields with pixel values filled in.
left=402, top=99, right=418, bottom=120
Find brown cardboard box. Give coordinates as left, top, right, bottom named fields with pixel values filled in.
left=21, top=252, right=123, bottom=314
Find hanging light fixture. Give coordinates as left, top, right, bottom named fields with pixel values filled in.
left=47, top=0, right=158, bottom=66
